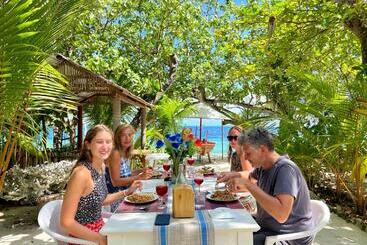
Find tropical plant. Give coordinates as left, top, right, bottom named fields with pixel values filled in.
left=151, top=96, right=196, bottom=134
left=0, top=0, right=89, bottom=191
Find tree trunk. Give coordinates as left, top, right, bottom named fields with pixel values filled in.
left=344, top=16, right=367, bottom=64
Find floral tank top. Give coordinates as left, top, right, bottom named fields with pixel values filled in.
left=74, top=162, right=108, bottom=224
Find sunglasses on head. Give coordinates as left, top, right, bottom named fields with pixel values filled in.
left=227, top=135, right=238, bottom=141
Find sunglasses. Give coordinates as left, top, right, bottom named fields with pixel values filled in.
left=227, top=135, right=238, bottom=141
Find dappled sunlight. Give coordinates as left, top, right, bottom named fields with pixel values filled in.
left=323, top=225, right=336, bottom=230
left=33, top=230, right=55, bottom=243
left=340, top=226, right=354, bottom=231
left=0, top=233, right=29, bottom=244
left=0, top=227, right=55, bottom=245
left=337, top=236, right=356, bottom=244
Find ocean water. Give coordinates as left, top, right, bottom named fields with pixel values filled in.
left=184, top=125, right=232, bottom=156
left=46, top=119, right=232, bottom=156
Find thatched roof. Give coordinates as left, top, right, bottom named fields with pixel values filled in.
left=52, top=54, right=152, bottom=108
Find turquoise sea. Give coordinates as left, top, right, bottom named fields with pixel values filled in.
left=182, top=118, right=233, bottom=156
left=46, top=118, right=232, bottom=156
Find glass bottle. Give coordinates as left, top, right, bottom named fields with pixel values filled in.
left=175, top=163, right=188, bottom=185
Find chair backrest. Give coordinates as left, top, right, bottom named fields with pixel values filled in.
left=264, top=199, right=330, bottom=245
left=310, top=199, right=330, bottom=233
left=37, top=199, right=97, bottom=245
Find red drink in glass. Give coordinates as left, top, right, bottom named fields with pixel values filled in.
left=163, top=164, right=170, bottom=172
left=194, top=178, right=204, bottom=185
left=156, top=184, right=168, bottom=197
left=187, top=158, right=195, bottom=166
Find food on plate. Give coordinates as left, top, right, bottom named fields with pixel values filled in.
left=197, top=166, right=215, bottom=175
left=151, top=171, right=162, bottom=178
left=125, top=192, right=157, bottom=203
left=209, top=190, right=237, bottom=202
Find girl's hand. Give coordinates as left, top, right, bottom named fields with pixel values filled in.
left=98, top=234, right=107, bottom=245
left=137, top=171, right=153, bottom=180
left=126, top=180, right=143, bottom=195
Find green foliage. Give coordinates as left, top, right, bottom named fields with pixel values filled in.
left=152, top=96, right=196, bottom=133
left=0, top=0, right=90, bottom=190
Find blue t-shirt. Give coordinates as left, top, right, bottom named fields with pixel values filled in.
left=251, top=156, right=314, bottom=245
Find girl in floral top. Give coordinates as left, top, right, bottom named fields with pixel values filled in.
left=60, top=125, right=142, bottom=245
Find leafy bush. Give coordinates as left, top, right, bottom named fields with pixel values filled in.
left=1, top=160, right=75, bottom=204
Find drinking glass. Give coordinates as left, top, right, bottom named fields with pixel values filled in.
left=155, top=183, right=168, bottom=209
left=194, top=173, right=204, bottom=193
left=163, top=162, right=170, bottom=173
left=186, top=157, right=195, bottom=179
left=194, top=173, right=205, bottom=209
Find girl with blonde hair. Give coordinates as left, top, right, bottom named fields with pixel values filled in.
left=105, top=124, right=152, bottom=211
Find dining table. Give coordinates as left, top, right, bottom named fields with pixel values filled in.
left=100, top=178, right=260, bottom=245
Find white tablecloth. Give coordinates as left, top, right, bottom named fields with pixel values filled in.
left=100, top=179, right=260, bottom=245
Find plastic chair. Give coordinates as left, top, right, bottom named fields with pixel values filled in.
left=264, top=200, right=330, bottom=245
left=38, top=199, right=99, bottom=245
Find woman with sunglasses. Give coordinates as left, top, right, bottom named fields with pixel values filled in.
left=227, top=125, right=252, bottom=172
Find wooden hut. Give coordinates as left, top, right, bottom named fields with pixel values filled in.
left=51, top=54, right=153, bottom=149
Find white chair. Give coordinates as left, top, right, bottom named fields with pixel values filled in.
left=38, top=199, right=102, bottom=245
left=265, top=200, right=330, bottom=245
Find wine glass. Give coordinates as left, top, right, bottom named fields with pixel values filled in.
left=155, top=183, right=168, bottom=209
left=194, top=173, right=204, bottom=193
left=187, top=157, right=195, bottom=166
left=163, top=162, right=171, bottom=173
left=186, top=157, right=195, bottom=179
left=194, top=173, right=204, bottom=209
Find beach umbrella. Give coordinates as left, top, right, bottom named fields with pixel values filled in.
left=186, top=103, right=229, bottom=159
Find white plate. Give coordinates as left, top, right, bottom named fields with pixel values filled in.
left=124, top=192, right=159, bottom=204
left=206, top=191, right=239, bottom=202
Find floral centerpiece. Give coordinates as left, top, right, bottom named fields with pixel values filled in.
left=156, top=128, right=198, bottom=180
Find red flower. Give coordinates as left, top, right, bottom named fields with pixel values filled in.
left=194, top=139, right=203, bottom=147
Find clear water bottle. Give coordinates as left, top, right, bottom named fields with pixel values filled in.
left=175, top=163, right=188, bottom=185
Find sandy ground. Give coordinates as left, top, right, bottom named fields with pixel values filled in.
left=1, top=157, right=367, bottom=244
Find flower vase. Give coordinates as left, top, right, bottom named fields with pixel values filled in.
left=171, top=159, right=185, bottom=183
left=171, top=159, right=179, bottom=183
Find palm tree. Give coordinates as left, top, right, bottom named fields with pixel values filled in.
left=152, top=96, right=197, bottom=134
left=0, top=0, right=89, bottom=191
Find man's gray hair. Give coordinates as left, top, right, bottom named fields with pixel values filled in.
left=238, top=127, right=274, bottom=151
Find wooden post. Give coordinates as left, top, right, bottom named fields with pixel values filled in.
left=112, top=97, right=121, bottom=131
left=140, top=108, right=147, bottom=149
left=77, top=105, right=83, bottom=150
left=199, top=117, right=203, bottom=140
left=221, top=120, right=224, bottom=160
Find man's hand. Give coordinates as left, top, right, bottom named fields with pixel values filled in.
left=228, top=177, right=251, bottom=192
left=217, top=171, right=241, bottom=183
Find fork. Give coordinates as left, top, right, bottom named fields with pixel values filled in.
left=138, top=205, right=150, bottom=212
left=215, top=182, right=226, bottom=191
